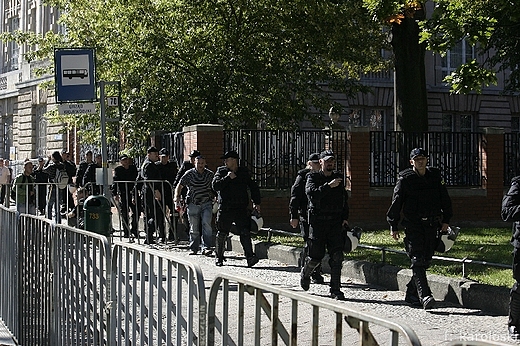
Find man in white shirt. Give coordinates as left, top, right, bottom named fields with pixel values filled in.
left=0, top=158, right=11, bottom=205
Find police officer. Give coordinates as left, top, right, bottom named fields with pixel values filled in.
left=301, top=150, right=349, bottom=300
left=387, top=147, right=453, bottom=310
left=212, top=150, right=261, bottom=267
left=156, top=148, right=178, bottom=240
left=141, top=146, right=166, bottom=244
left=112, top=154, right=139, bottom=238
left=289, top=152, right=323, bottom=283
left=501, top=175, right=520, bottom=339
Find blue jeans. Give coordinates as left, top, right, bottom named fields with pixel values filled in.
left=187, top=201, right=213, bottom=252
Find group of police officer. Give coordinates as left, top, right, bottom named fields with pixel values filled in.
left=290, top=147, right=453, bottom=306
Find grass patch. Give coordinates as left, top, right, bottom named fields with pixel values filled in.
left=254, top=227, right=514, bottom=288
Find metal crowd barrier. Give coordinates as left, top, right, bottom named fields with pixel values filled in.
left=52, top=223, right=112, bottom=346
left=207, top=272, right=422, bottom=346
left=0, top=205, right=19, bottom=344
left=109, top=243, right=207, bottom=346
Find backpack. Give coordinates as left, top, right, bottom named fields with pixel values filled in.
left=55, top=164, right=69, bottom=189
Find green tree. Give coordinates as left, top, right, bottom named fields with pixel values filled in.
left=4, top=0, right=389, bottom=147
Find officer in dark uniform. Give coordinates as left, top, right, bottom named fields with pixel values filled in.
left=289, top=152, right=323, bottom=283
left=156, top=148, right=178, bottom=240
left=501, top=175, right=520, bottom=339
left=212, top=150, right=261, bottom=267
left=301, top=150, right=349, bottom=300
left=112, top=154, right=139, bottom=238
left=387, top=147, right=453, bottom=310
left=141, top=146, right=166, bottom=244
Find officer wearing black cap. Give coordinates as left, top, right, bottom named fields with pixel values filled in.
left=301, top=150, right=349, bottom=300
left=289, top=152, right=324, bottom=283
left=156, top=148, right=178, bottom=240
left=112, top=154, right=139, bottom=238
left=141, top=146, right=166, bottom=244
left=387, top=147, right=453, bottom=309
left=212, top=150, right=261, bottom=267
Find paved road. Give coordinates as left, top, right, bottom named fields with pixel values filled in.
left=128, top=236, right=512, bottom=346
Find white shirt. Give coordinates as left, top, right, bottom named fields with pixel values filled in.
left=0, top=166, right=11, bottom=184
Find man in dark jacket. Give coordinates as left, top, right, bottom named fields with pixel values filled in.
left=141, top=146, right=165, bottom=244
left=502, top=176, right=520, bottom=339
left=212, top=150, right=261, bottom=267
left=289, top=152, right=322, bottom=282
left=387, top=147, right=453, bottom=310
left=301, top=150, right=349, bottom=300
left=112, top=154, right=139, bottom=238
left=156, top=148, right=178, bottom=240
left=82, top=153, right=102, bottom=195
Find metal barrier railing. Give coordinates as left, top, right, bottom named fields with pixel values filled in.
left=110, top=243, right=207, bottom=346
left=207, top=272, right=422, bottom=346
left=52, top=223, right=112, bottom=346
left=0, top=205, right=19, bottom=345
left=265, top=228, right=511, bottom=278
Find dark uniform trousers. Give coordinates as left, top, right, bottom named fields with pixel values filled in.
left=511, top=248, right=520, bottom=327
left=215, top=208, right=254, bottom=259
left=306, top=214, right=345, bottom=291
left=403, top=219, right=439, bottom=299
left=143, top=188, right=165, bottom=242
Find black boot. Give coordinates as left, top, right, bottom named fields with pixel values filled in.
left=404, top=278, right=421, bottom=306
left=300, top=257, right=320, bottom=291
left=215, top=232, right=227, bottom=266
left=509, top=287, right=520, bottom=339
left=413, top=267, right=435, bottom=309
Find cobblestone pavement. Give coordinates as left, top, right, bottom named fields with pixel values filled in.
left=130, top=237, right=514, bottom=346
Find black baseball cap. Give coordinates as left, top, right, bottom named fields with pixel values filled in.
left=189, top=150, right=201, bottom=158
left=147, top=146, right=159, bottom=153
left=308, top=153, right=320, bottom=163
left=220, top=150, right=239, bottom=159
left=410, top=148, right=428, bottom=160
left=119, top=154, right=129, bottom=161
left=159, top=148, right=169, bottom=156
left=320, top=150, right=335, bottom=161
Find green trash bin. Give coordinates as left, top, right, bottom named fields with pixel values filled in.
left=83, top=195, right=112, bottom=236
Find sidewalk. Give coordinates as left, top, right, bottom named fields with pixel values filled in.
left=237, top=237, right=510, bottom=316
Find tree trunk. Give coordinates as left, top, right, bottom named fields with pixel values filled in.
left=391, top=17, right=428, bottom=132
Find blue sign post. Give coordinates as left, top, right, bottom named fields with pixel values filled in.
left=55, top=48, right=96, bottom=103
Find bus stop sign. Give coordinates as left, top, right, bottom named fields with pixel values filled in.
left=55, top=48, right=96, bottom=103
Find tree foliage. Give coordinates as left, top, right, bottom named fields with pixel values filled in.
left=422, top=0, right=519, bottom=93
left=4, top=0, right=390, bottom=145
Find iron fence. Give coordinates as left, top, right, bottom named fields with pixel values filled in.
left=505, top=133, right=520, bottom=186
left=370, top=131, right=484, bottom=187
left=223, top=129, right=350, bottom=189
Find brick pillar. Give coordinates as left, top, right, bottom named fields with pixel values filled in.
left=348, top=127, right=371, bottom=222
left=182, top=124, right=224, bottom=172
left=482, top=127, right=504, bottom=220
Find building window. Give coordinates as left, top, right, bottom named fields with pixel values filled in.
left=512, top=115, right=520, bottom=133
left=348, top=108, right=392, bottom=131
left=442, top=113, right=476, bottom=132
left=441, top=39, right=475, bottom=78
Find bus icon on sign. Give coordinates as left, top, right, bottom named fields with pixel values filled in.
left=63, top=69, right=88, bottom=79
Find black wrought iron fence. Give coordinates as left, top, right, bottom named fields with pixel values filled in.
left=160, top=132, right=185, bottom=168
left=370, top=131, right=484, bottom=187
left=505, top=133, right=520, bottom=186
left=224, top=129, right=350, bottom=190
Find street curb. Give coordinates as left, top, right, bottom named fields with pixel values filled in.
left=229, top=238, right=509, bottom=315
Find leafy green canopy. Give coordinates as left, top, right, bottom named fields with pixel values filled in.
left=5, top=0, right=389, bottom=143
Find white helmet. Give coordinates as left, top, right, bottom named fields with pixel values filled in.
left=344, top=226, right=362, bottom=252
left=250, top=209, right=263, bottom=234
left=436, top=226, right=460, bottom=253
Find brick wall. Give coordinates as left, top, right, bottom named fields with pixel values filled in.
left=183, top=125, right=508, bottom=230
